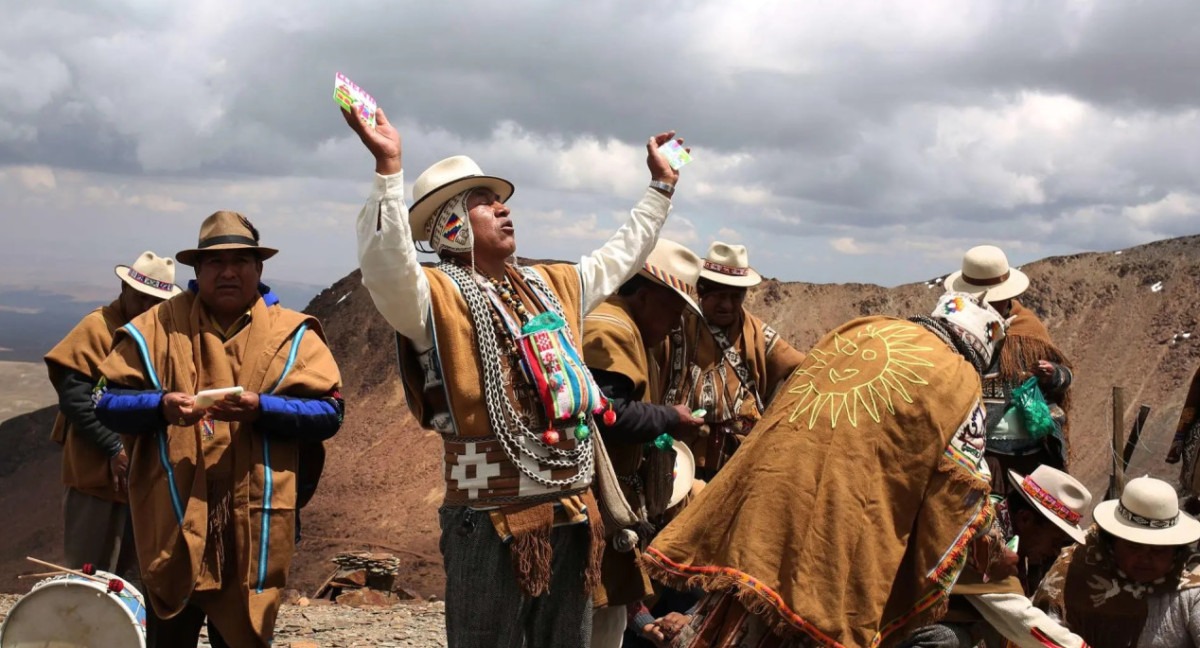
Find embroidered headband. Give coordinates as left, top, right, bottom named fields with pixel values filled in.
left=702, top=260, right=749, bottom=277
left=1117, top=502, right=1179, bottom=529
left=127, top=267, right=175, bottom=293
left=1022, top=477, right=1082, bottom=526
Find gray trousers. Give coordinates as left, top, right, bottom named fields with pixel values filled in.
left=439, top=505, right=593, bottom=648
left=62, top=488, right=139, bottom=587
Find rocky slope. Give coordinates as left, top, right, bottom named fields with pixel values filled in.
left=2, top=235, right=1198, bottom=600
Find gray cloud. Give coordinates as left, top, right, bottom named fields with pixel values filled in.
left=2, top=0, right=1200, bottom=289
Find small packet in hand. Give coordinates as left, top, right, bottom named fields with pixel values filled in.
left=334, top=72, right=377, bottom=129
left=658, top=139, right=693, bottom=170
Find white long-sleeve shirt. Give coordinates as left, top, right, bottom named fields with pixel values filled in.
left=355, top=171, right=672, bottom=351
left=968, top=592, right=1086, bottom=648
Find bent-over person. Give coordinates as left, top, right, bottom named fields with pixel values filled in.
left=94, top=212, right=344, bottom=648
left=45, top=251, right=181, bottom=584
left=644, top=292, right=1010, bottom=647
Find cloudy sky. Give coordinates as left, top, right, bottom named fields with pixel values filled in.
left=3, top=1, right=1200, bottom=295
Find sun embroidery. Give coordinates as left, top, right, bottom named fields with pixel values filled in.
left=787, top=322, right=935, bottom=428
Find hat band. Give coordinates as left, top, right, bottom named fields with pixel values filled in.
left=703, top=260, right=749, bottom=277
left=1022, top=478, right=1082, bottom=526
left=645, top=263, right=696, bottom=297
left=127, top=268, right=174, bottom=293
left=961, top=270, right=1010, bottom=286
left=1117, top=502, right=1178, bottom=529
left=198, top=234, right=258, bottom=249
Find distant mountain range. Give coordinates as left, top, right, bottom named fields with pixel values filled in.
left=0, top=280, right=325, bottom=362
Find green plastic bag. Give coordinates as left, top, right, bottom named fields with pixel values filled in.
left=1011, top=376, right=1056, bottom=440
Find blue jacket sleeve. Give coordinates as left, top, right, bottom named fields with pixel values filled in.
left=94, top=380, right=166, bottom=436
left=257, top=392, right=344, bottom=442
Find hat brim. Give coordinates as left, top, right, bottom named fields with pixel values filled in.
left=408, top=176, right=515, bottom=244
left=698, top=267, right=762, bottom=288
left=943, top=268, right=1030, bottom=302
left=637, top=268, right=701, bottom=316
left=1007, top=469, right=1088, bottom=545
left=114, top=265, right=182, bottom=300
left=1093, top=499, right=1200, bottom=546
left=175, top=244, right=279, bottom=267
left=668, top=440, right=696, bottom=509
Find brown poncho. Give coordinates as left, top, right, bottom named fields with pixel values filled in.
left=581, top=297, right=658, bottom=608
left=666, top=307, right=806, bottom=471
left=45, top=299, right=130, bottom=502
left=644, top=316, right=995, bottom=648
left=99, top=291, right=340, bottom=648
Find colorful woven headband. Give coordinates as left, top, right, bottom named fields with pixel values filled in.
left=703, top=260, right=749, bottom=277
left=1022, top=477, right=1082, bottom=526
left=127, top=268, right=174, bottom=292
left=1117, top=502, right=1178, bottom=529
left=645, top=263, right=696, bottom=297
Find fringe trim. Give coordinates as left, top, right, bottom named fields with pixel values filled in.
left=585, top=506, right=605, bottom=593
left=208, top=485, right=232, bottom=584
left=511, top=525, right=553, bottom=597
left=642, top=547, right=845, bottom=648
left=928, top=495, right=994, bottom=589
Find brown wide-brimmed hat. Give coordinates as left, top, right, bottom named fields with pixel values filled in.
left=176, top=211, right=278, bottom=267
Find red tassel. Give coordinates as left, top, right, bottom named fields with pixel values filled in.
left=603, top=408, right=616, bottom=426
left=542, top=429, right=560, bottom=445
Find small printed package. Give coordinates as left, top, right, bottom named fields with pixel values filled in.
left=334, top=72, right=377, bottom=129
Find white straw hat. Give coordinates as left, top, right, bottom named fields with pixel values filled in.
left=1008, top=466, right=1092, bottom=545
left=1094, top=476, right=1200, bottom=546
left=698, top=242, right=762, bottom=288
left=638, top=239, right=701, bottom=315
left=113, top=251, right=182, bottom=300
left=408, top=156, right=514, bottom=244
left=943, top=245, right=1030, bottom=302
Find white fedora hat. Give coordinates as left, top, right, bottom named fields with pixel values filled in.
left=943, top=245, right=1030, bottom=302
left=668, top=440, right=696, bottom=510
left=1008, top=467, right=1092, bottom=545
left=698, top=242, right=762, bottom=288
left=1094, top=476, right=1200, bottom=546
left=408, top=155, right=514, bottom=244
left=114, top=251, right=183, bottom=300
left=638, top=239, right=702, bottom=315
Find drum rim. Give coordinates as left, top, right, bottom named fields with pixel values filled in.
left=0, top=573, right=146, bottom=646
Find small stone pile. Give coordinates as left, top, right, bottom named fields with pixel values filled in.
left=315, top=552, right=406, bottom=606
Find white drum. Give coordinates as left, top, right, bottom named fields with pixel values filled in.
left=0, top=570, right=146, bottom=648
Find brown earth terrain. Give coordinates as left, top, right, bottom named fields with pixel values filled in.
left=1, top=235, right=1198, bottom=602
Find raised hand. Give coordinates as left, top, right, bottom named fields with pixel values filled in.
left=646, top=131, right=688, bottom=186
left=341, top=105, right=402, bottom=176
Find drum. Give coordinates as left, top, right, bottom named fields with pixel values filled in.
left=0, top=570, right=146, bottom=648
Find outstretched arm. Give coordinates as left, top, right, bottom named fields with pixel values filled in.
left=578, top=132, right=688, bottom=314
left=343, top=105, right=435, bottom=351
